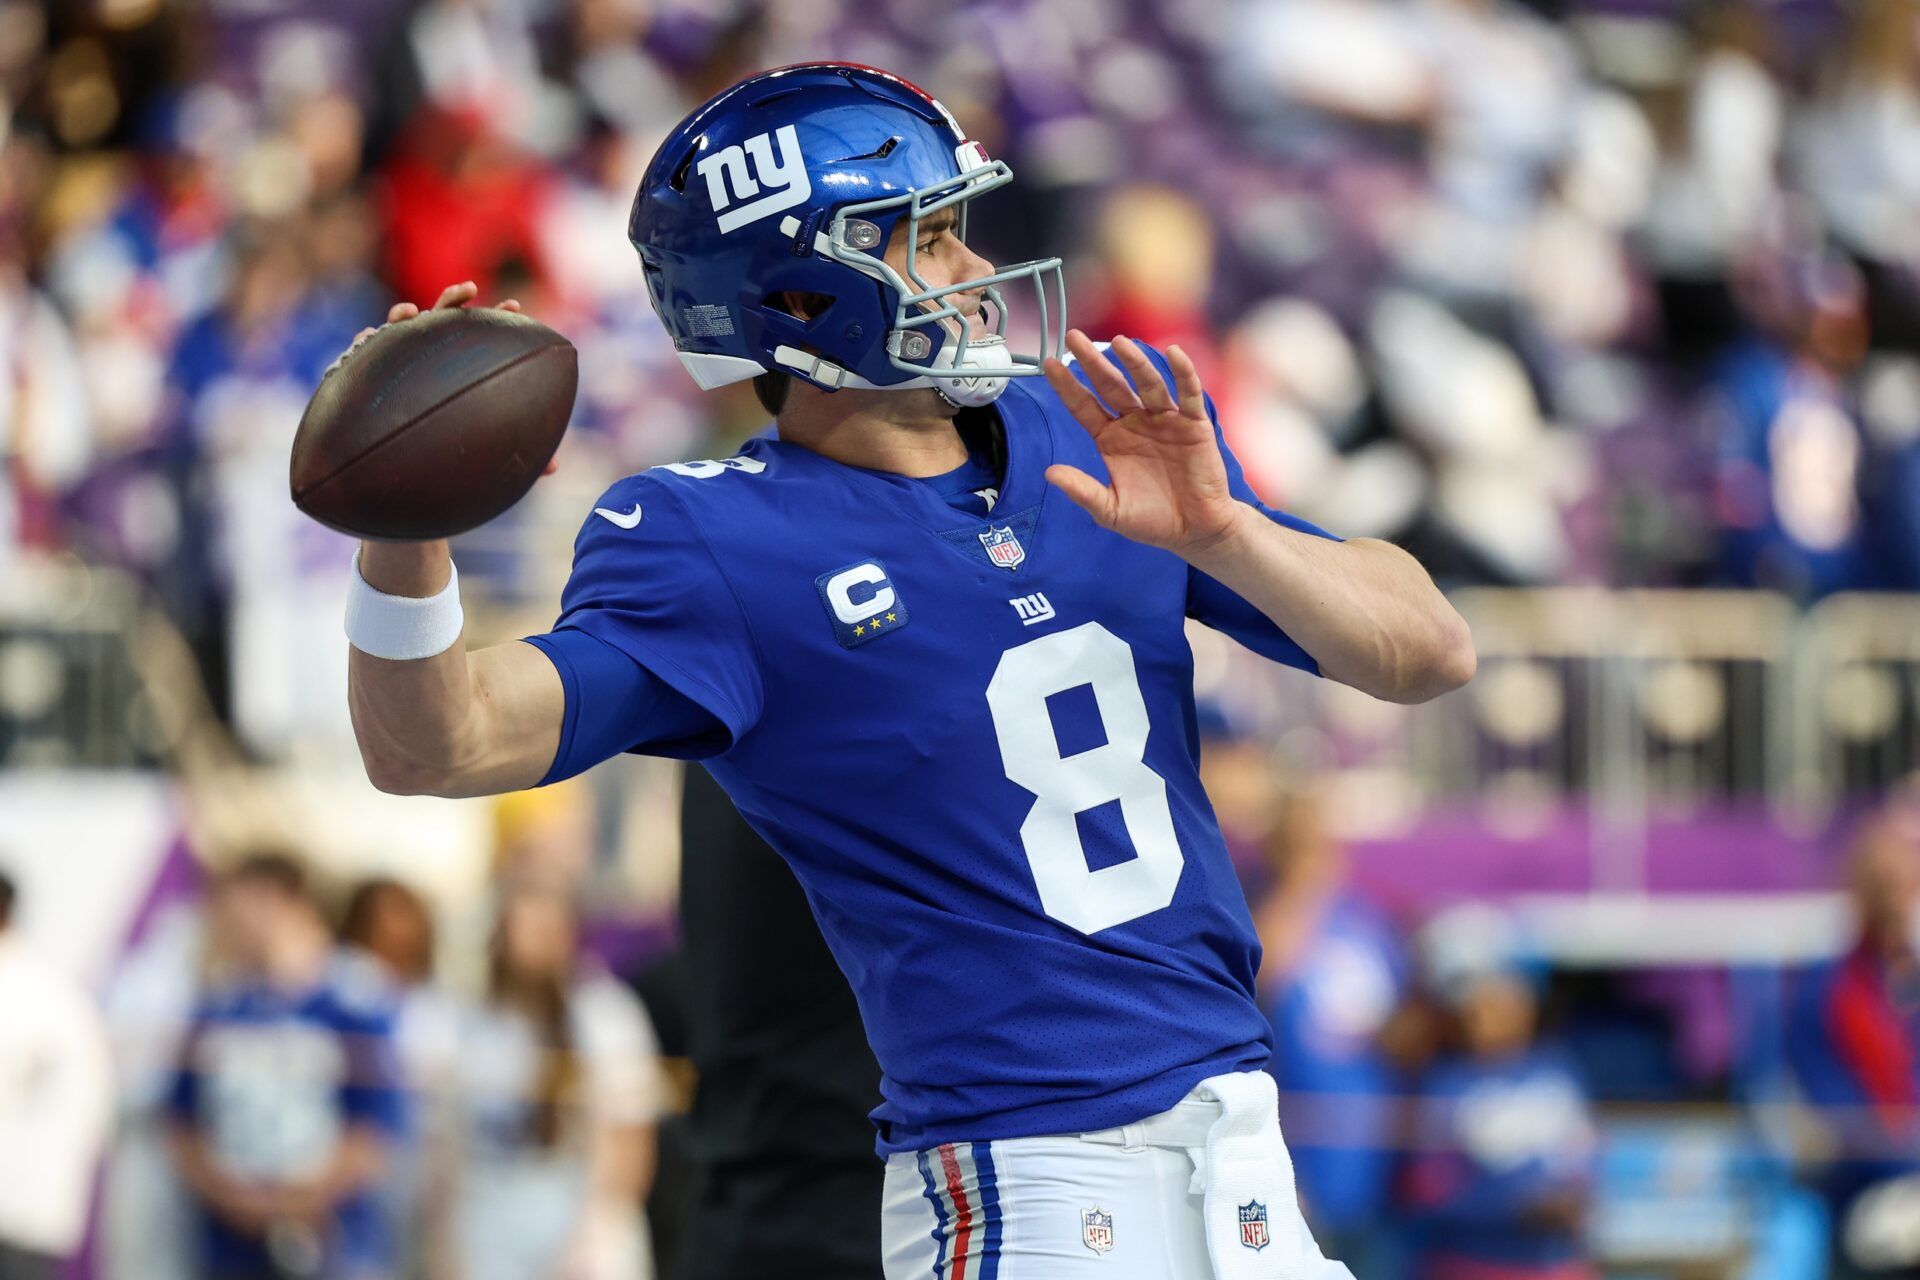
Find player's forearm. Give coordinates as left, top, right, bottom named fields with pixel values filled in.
left=349, top=540, right=475, bottom=790
left=349, top=541, right=561, bottom=796
left=1186, top=505, right=1475, bottom=703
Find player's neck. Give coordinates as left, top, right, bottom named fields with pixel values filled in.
left=776, top=386, right=969, bottom=478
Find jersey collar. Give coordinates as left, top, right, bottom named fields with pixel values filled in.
left=763, top=387, right=1056, bottom=539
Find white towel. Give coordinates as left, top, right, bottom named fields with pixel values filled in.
left=1191, top=1071, right=1352, bottom=1280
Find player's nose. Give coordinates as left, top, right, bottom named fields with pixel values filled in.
left=959, top=240, right=996, bottom=281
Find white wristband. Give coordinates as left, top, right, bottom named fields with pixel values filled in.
left=345, top=552, right=465, bottom=660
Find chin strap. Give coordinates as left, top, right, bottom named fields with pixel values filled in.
left=772, top=334, right=1016, bottom=407
left=772, top=345, right=860, bottom=389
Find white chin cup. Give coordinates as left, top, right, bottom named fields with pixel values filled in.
left=931, top=333, right=1016, bottom=408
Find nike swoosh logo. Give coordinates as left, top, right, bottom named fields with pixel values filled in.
left=593, top=503, right=643, bottom=529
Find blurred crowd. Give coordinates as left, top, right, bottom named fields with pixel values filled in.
left=0, top=780, right=670, bottom=1280
left=0, top=0, right=1918, bottom=743
left=1201, top=726, right=1920, bottom=1280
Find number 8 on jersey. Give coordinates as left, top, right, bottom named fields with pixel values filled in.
left=985, top=622, right=1186, bottom=935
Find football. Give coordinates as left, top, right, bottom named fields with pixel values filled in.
left=290, top=307, right=578, bottom=540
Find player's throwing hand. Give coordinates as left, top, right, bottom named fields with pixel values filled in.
left=1042, top=329, right=1245, bottom=560
left=328, top=281, right=525, bottom=376
left=316, top=281, right=559, bottom=489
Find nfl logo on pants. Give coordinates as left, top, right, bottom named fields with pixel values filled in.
left=1081, top=1207, right=1114, bottom=1254
left=1239, top=1200, right=1269, bottom=1251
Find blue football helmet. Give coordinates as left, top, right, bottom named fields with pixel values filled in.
left=629, top=62, right=1067, bottom=408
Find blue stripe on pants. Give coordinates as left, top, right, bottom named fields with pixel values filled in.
left=973, top=1141, right=1002, bottom=1280
left=916, top=1147, right=952, bottom=1279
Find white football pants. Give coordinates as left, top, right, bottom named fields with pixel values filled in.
left=881, top=1071, right=1355, bottom=1280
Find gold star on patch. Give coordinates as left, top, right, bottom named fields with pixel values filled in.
left=853, top=624, right=865, bottom=637
left=886, top=612, right=897, bottom=623
left=869, top=616, right=885, bottom=629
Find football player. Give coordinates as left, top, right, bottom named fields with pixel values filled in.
left=339, top=63, right=1473, bottom=1279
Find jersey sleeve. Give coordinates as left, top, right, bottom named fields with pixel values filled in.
left=1126, top=344, right=1343, bottom=675
left=534, top=476, right=765, bottom=763
left=521, top=628, right=731, bottom=779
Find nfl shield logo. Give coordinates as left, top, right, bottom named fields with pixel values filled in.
left=1238, top=1201, right=1270, bottom=1251
left=1081, top=1207, right=1114, bottom=1255
left=978, top=525, right=1026, bottom=571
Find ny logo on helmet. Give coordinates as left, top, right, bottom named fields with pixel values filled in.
left=696, top=125, right=812, bottom=234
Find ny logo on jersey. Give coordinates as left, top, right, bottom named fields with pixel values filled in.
left=1008, top=593, right=1055, bottom=626
left=696, top=125, right=812, bottom=234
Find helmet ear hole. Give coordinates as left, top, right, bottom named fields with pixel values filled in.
left=762, top=291, right=837, bottom=322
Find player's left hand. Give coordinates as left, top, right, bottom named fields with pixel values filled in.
left=1042, top=330, right=1245, bottom=559
left=332, top=282, right=559, bottom=478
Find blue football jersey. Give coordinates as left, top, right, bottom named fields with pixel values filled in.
left=537, top=346, right=1340, bottom=1153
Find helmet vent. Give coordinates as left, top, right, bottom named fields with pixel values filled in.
left=835, top=136, right=900, bottom=163
left=668, top=146, right=698, bottom=194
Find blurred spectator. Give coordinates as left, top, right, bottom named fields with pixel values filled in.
left=337, top=877, right=454, bottom=1086
left=1861, top=352, right=1920, bottom=591
left=1707, top=245, right=1874, bottom=599
left=98, top=870, right=213, bottom=1280
left=1217, top=298, right=1397, bottom=533
left=1796, top=0, right=1920, bottom=279
left=433, top=881, right=660, bottom=1280
left=1076, top=184, right=1220, bottom=382
left=0, top=219, right=91, bottom=573
left=1368, top=289, right=1587, bottom=584
left=145, top=212, right=369, bottom=747
left=336, top=877, right=453, bottom=1276
left=1195, top=703, right=1283, bottom=892
left=1397, top=0, right=1581, bottom=305
left=375, top=106, right=554, bottom=307
left=492, top=780, right=600, bottom=888
left=1400, top=905, right=1599, bottom=1280
left=1253, top=790, right=1408, bottom=1275
left=166, top=852, right=404, bottom=1280
left=1788, top=811, right=1920, bottom=1279
left=0, top=865, right=114, bottom=1280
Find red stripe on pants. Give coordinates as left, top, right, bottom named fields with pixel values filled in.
left=938, top=1143, right=974, bottom=1280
